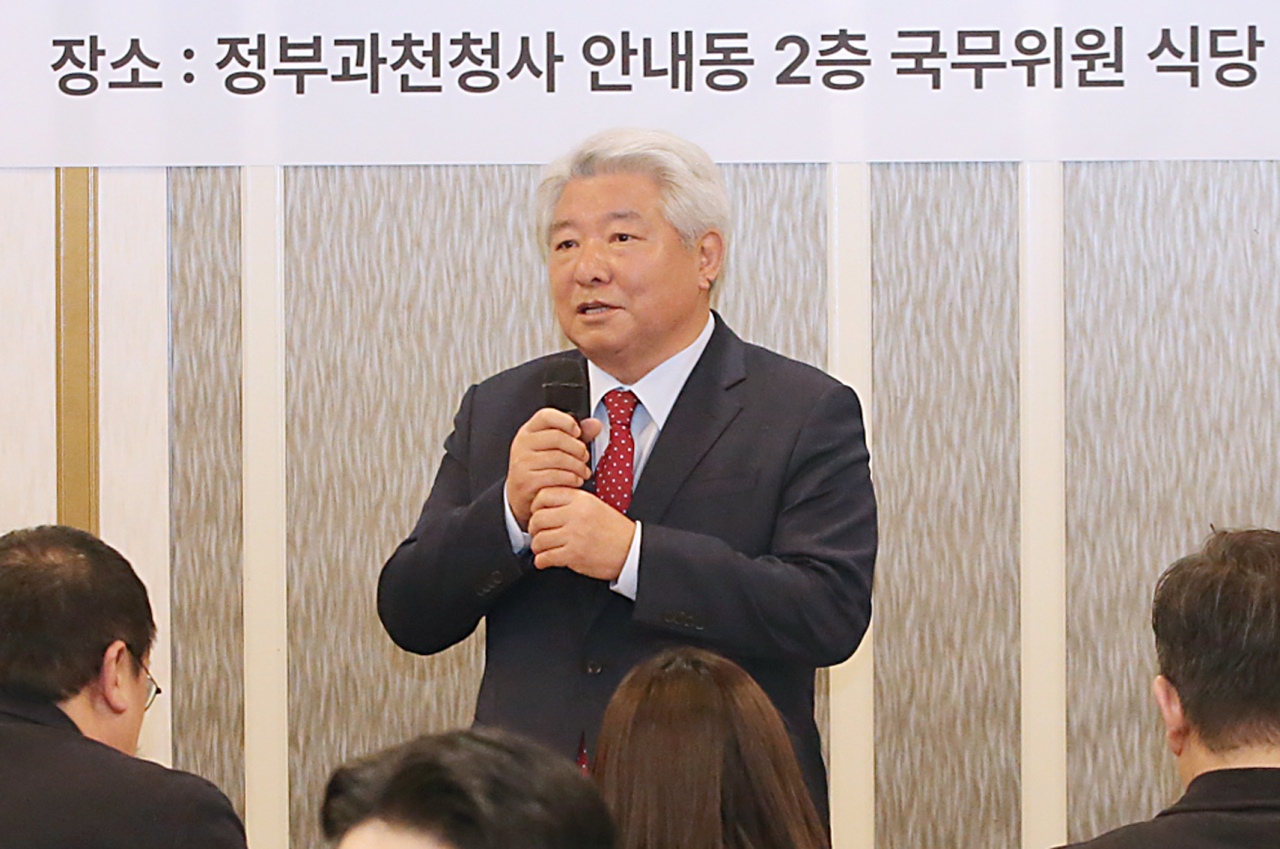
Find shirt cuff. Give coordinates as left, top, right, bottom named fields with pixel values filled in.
left=610, top=522, right=642, bottom=600
left=502, top=483, right=532, bottom=554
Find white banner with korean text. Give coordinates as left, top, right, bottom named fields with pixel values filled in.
left=2, top=0, right=1278, bottom=165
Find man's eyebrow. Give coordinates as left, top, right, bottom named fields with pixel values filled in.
left=548, top=210, right=642, bottom=238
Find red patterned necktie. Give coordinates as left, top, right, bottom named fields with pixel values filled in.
left=595, top=389, right=639, bottom=514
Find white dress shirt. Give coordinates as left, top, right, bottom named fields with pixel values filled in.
left=504, top=313, right=716, bottom=599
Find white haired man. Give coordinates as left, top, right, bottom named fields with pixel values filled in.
left=1059, top=529, right=1280, bottom=848
left=378, top=128, right=876, bottom=820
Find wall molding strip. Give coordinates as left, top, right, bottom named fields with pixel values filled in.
left=98, top=168, right=174, bottom=764
left=242, top=165, right=291, bottom=849
left=827, top=161, right=876, bottom=849
left=1018, top=160, right=1068, bottom=849
left=55, top=167, right=99, bottom=533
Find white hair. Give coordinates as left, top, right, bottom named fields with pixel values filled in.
left=534, top=128, right=731, bottom=256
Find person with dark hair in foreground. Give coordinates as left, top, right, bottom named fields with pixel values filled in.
left=322, top=727, right=616, bottom=849
left=1059, top=528, right=1280, bottom=848
left=0, top=525, right=246, bottom=849
left=594, top=647, right=828, bottom=849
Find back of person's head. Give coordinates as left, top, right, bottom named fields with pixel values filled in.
left=535, top=127, right=731, bottom=254
left=594, top=647, right=828, bottom=849
left=0, top=525, right=155, bottom=700
left=321, top=727, right=616, bottom=849
left=1153, top=527, right=1280, bottom=752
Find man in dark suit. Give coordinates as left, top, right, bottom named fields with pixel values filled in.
left=378, top=128, right=876, bottom=819
left=0, top=525, right=247, bottom=849
left=1058, top=529, right=1280, bottom=849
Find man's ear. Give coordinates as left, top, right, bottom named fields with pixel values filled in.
left=97, top=640, right=134, bottom=715
left=696, top=229, right=725, bottom=290
left=1153, top=674, right=1190, bottom=756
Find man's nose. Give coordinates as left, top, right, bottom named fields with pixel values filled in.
left=573, top=240, right=610, bottom=285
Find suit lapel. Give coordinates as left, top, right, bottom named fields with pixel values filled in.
left=628, top=314, right=747, bottom=524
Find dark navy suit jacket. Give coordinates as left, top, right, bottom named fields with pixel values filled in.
left=378, top=315, right=877, bottom=819
left=0, top=688, right=246, bottom=849
left=1059, top=768, right=1280, bottom=849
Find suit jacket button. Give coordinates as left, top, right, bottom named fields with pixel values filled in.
left=584, top=661, right=604, bottom=675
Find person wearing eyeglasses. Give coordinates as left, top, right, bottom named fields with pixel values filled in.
left=0, top=525, right=246, bottom=849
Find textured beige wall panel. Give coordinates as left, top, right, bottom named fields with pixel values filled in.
left=719, top=163, right=828, bottom=369
left=167, top=167, right=245, bottom=817
left=1064, top=160, right=1280, bottom=842
left=283, top=165, right=551, bottom=847
left=871, top=162, right=1021, bottom=849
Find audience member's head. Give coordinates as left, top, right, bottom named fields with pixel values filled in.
left=321, top=727, right=616, bottom=849
left=594, top=647, right=828, bottom=849
left=0, top=525, right=158, bottom=753
left=1151, top=528, right=1280, bottom=782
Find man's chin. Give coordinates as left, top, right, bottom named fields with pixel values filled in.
left=567, top=334, right=629, bottom=373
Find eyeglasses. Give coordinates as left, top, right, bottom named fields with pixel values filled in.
left=141, top=663, right=162, bottom=711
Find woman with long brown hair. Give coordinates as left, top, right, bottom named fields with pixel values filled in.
left=593, top=647, right=829, bottom=849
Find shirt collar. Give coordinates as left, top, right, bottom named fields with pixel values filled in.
left=587, top=313, right=715, bottom=428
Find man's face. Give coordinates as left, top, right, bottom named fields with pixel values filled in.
left=547, top=172, right=723, bottom=385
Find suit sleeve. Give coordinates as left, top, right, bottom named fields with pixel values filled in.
left=631, top=383, right=876, bottom=667
left=377, top=384, right=530, bottom=655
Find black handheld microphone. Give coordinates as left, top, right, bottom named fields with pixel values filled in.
left=541, top=358, right=594, bottom=492
left=541, top=358, right=590, bottom=421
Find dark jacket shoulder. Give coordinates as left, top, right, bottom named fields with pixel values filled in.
left=0, top=694, right=246, bottom=849
left=1057, top=769, right=1280, bottom=849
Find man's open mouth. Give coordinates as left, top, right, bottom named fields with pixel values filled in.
left=577, top=302, right=616, bottom=315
